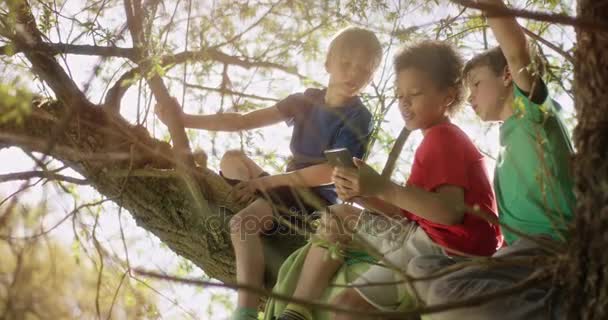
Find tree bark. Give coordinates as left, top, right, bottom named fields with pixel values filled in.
left=566, top=1, right=608, bottom=318
left=0, top=99, right=306, bottom=285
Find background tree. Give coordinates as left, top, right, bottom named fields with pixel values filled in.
left=0, top=201, right=159, bottom=319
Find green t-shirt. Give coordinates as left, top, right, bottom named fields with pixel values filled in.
left=495, top=82, right=575, bottom=245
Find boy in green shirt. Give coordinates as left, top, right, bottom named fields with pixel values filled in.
left=467, top=49, right=574, bottom=246
left=407, top=0, right=574, bottom=319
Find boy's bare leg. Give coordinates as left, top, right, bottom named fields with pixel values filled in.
left=221, top=150, right=274, bottom=311
left=220, top=150, right=265, bottom=181
left=230, top=198, right=275, bottom=308
left=291, top=204, right=362, bottom=301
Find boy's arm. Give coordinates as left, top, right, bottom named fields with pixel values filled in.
left=378, top=183, right=466, bottom=225
left=156, top=92, right=313, bottom=132
left=353, top=196, right=403, bottom=220
left=255, top=163, right=334, bottom=190
left=181, top=106, right=285, bottom=131
left=481, top=0, right=535, bottom=92
left=334, top=160, right=467, bottom=226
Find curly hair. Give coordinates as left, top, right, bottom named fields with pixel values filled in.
left=394, top=40, right=465, bottom=115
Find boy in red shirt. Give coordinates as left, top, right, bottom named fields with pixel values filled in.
left=275, top=41, right=501, bottom=320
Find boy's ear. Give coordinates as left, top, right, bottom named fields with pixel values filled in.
left=325, top=50, right=335, bottom=73
left=443, top=87, right=457, bottom=109
left=502, top=65, right=513, bottom=87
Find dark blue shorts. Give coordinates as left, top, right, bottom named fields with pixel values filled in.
left=220, top=171, right=329, bottom=234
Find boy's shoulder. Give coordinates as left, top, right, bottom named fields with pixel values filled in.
left=302, top=87, right=324, bottom=100
left=425, top=122, right=470, bottom=142
left=421, top=122, right=481, bottom=158
left=511, top=79, right=558, bottom=123
left=305, top=87, right=371, bottom=116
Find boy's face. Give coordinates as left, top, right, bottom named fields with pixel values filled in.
left=466, top=65, right=511, bottom=122
left=326, top=47, right=377, bottom=98
left=395, top=68, right=451, bottom=131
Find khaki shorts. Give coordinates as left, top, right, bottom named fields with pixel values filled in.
left=350, top=211, right=445, bottom=310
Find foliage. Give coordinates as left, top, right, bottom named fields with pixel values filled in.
left=0, top=203, right=159, bottom=319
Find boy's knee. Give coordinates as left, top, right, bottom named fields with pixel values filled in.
left=331, top=289, right=374, bottom=319
left=331, top=288, right=359, bottom=306
left=222, top=149, right=246, bottom=162
left=316, top=207, right=358, bottom=245
left=220, top=150, right=250, bottom=181
left=220, top=149, right=247, bottom=169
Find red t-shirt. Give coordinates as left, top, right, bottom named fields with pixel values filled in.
left=402, top=122, right=502, bottom=256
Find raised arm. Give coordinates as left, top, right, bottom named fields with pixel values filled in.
left=480, top=0, right=535, bottom=92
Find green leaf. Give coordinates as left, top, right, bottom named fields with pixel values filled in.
left=0, top=83, right=33, bottom=125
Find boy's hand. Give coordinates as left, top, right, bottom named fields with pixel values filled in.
left=332, top=158, right=388, bottom=201
left=233, top=181, right=257, bottom=205
left=233, top=177, right=271, bottom=205
left=154, top=96, right=183, bottom=125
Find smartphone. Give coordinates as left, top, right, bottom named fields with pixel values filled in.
left=324, top=148, right=355, bottom=168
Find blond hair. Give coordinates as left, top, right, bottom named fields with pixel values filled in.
left=326, top=26, right=383, bottom=69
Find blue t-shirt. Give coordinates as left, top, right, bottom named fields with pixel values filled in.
left=276, top=88, right=373, bottom=204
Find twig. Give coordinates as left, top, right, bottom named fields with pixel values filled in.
left=0, top=199, right=112, bottom=241
left=134, top=267, right=548, bottom=318
left=0, top=170, right=88, bottom=185
left=523, top=27, right=574, bottom=64
left=180, top=80, right=280, bottom=102
left=450, top=0, right=608, bottom=32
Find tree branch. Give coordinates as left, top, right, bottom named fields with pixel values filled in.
left=181, top=81, right=280, bottom=103
left=121, top=0, right=213, bottom=219
left=381, top=127, right=411, bottom=179
left=0, top=170, right=88, bottom=185
left=451, top=0, right=608, bottom=32
left=0, top=42, right=138, bottom=59
left=166, top=50, right=303, bottom=78
left=7, top=0, right=90, bottom=108
left=522, top=27, right=575, bottom=64
left=0, top=132, right=146, bottom=163
left=0, top=198, right=110, bottom=240
left=103, top=49, right=303, bottom=111
left=134, top=267, right=549, bottom=319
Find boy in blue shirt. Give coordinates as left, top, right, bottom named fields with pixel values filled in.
left=155, top=26, right=383, bottom=320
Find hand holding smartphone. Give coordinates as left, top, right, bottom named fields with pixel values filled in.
left=324, top=148, right=355, bottom=168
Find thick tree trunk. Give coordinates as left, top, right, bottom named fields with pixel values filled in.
left=566, top=1, right=608, bottom=318
left=0, top=99, right=306, bottom=284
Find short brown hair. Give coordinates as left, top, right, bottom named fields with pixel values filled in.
left=394, top=40, right=465, bottom=115
left=463, top=46, right=507, bottom=78
left=464, top=46, right=544, bottom=79
left=327, top=26, right=383, bottom=69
